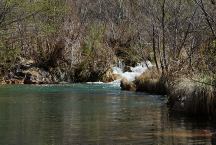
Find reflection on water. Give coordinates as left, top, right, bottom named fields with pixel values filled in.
left=0, top=84, right=215, bottom=145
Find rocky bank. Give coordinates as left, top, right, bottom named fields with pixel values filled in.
left=0, top=58, right=67, bottom=84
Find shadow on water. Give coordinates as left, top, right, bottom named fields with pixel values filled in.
left=167, top=111, right=216, bottom=145
left=0, top=84, right=215, bottom=145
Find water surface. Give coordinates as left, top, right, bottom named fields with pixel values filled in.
left=0, top=84, right=215, bottom=145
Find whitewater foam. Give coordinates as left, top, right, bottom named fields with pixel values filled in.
left=86, top=61, right=153, bottom=87
left=112, top=61, right=153, bottom=82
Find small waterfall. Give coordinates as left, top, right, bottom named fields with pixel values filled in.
left=111, top=61, right=153, bottom=83
left=87, top=60, right=153, bottom=87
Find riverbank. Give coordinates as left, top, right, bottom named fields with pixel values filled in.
left=120, top=68, right=216, bottom=118
left=0, top=58, right=62, bottom=85
left=167, top=76, right=216, bottom=117
left=120, top=68, right=166, bottom=94
left=2, top=58, right=216, bottom=119
left=0, top=56, right=119, bottom=85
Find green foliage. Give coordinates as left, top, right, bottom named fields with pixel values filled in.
left=82, top=23, right=106, bottom=56
left=0, top=40, right=21, bottom=73
left=0, top=0, right=67, bottom=36
left=0, top=0, right=67, bottom=74
left=32, top=0, right=68, bottom=34
left=124, top=47, right=141, bottom=66
left=76, top=23, right=106, bottom=81
left=74, top=23, right=114, bottom=82
left=201, top=40, right=216, bottom=74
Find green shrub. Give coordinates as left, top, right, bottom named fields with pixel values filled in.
left=74, top=23, right=114, bottom=82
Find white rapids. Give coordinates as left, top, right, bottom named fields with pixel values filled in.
left=111, top=61, right=153, bottom=82
left=87, top=61, right=153, bottom=86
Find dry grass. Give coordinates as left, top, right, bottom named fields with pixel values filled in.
left=120, top=66, right=216, bottom=118
left=168, top=76, right=216, bottom=117
left=134, top=68, right=167, bottom=95
left=120, top=78, right=136, bottom=91
left=120, top=65, right=216, bottom=118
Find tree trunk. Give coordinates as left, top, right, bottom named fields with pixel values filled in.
left=161, top=0, right=168, bottom=72
left=152, top=25, right=159, bottom=71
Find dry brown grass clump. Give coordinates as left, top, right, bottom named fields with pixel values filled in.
left=168, top=76, right=216, bottom=117
left=134, top=68, right=167, bottom=95
left=120, top=78, right=136, bottom=91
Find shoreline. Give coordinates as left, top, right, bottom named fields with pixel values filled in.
left=120, top=68, right=216, bottom=119
left=2, top=66, right=216, bottom=120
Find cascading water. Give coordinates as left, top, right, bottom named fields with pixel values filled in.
left=87, top=60, right=153, bottom=86
left=109, top=61, right=153, bottom=85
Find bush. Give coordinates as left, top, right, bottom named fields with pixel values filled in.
left=120, top=78, right=136, bottom=91
left=134, top=68, right=167, bottom=95
left=74, top=23, right=115, bottom=82
left=168, top=75, right=216, bottom=117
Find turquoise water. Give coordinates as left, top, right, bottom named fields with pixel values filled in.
left=0, top=84, right=215, bottom=145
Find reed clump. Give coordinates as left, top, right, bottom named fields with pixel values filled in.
left=120, top=78, right=136, bottom=91
left=120, top=66, right=216, bottom=118
left=167, top=75, right=216, bottom=117
left=134, top=68, right=167, bottom=95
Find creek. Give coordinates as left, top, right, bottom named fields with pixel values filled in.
left=0, top=84, right=215, bottom=145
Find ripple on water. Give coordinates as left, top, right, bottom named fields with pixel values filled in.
left=0, top=84, right=215, bottom=145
